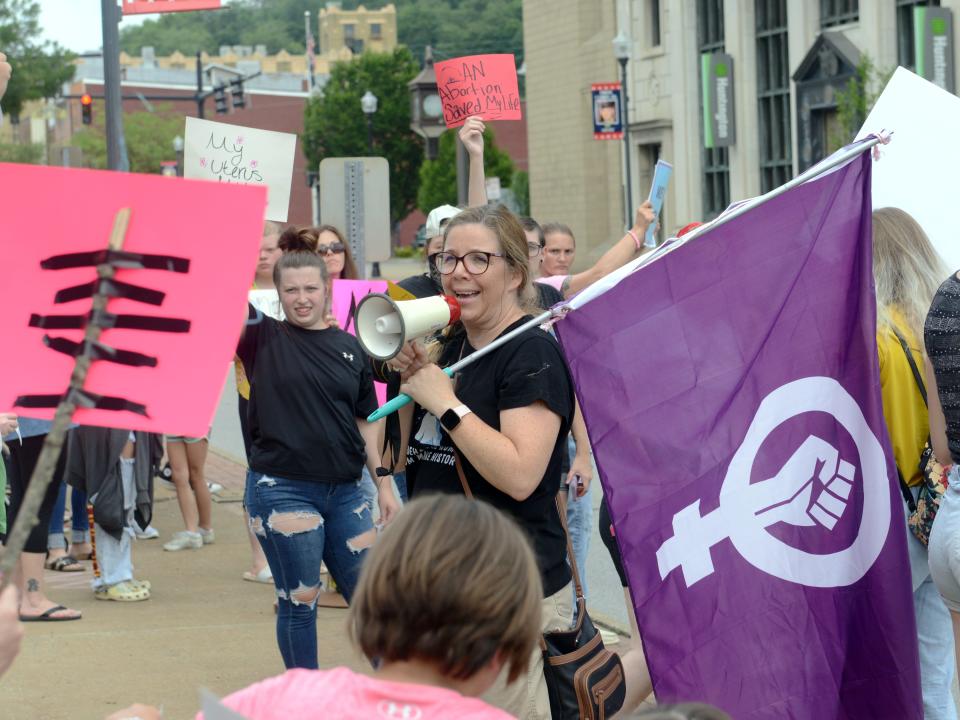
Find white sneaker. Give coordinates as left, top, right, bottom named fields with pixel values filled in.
left=163, top=530, right=202, bottom=551
left=199, top=527, right=215, bottom=545
left=207, top=481, right=223, bottom=494
left=135, top=525, right=159, bottom=540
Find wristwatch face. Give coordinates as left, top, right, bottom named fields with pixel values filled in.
left=423, top=93, right=443, bottom=119
left=440, top=408, right=461, bottom=431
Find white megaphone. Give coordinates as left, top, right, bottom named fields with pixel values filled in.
left=355, top=293, right=461, bottom=360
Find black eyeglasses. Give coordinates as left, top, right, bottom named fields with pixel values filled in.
left=527, top=242, right=542, bottom=257
left=317, top=242, right=345, bottom=256
left=434, top=251, right=505, bottom=276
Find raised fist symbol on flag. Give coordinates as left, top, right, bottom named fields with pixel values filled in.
left=752, top=435, right=856, bottom=530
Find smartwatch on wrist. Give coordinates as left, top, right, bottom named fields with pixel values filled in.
left=440, top=404, right=472, bottom=432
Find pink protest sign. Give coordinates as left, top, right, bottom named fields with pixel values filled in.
left=0, top=163, right=266, bottom=437
left=331, top=278, right=388, bottom=404
left=123, top=0, right=222, bottom=15
left=434, top=54, right=522, bottom=128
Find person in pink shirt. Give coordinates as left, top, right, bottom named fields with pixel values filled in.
left=107, top=494, right=542, bottom=720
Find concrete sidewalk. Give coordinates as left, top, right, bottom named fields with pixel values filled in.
left=0, top=452, right=369, bottom=720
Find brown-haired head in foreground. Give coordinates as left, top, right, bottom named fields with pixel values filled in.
left=315, top=224, right=359, bottom=279
left=274, top=226, right=330, bottom=289
left=635, top=703, right=732, bottom=720
left=349, top=495, right=542, bottom=684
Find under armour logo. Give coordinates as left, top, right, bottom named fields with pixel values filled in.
left=377, top=701, right=422, bottom=719
left=342, top=352, right=354, bottom=362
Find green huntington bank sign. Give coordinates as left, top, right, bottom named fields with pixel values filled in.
left=915, top=6, right=955, bottom=93
left=702, top=52, right=735, bottom=149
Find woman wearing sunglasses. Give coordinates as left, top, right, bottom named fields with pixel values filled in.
left=391, top=204, right=576, bottom=720
left=314, top=224, right=359, bottom=280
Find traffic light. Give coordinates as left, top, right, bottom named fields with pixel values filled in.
left=213, top=84, right=228, bottom=115
left=81, top=93, right=93, bottom=125
left=230, top=78, right=245, bottom=109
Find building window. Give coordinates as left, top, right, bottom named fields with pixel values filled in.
left=370, top=22, right=382, bottom=39
left=343, top=23, right=355, bottom=41
left=276, top=61, right=292, bottom=73
left=756, top=0, right=792, bottom=193
left=648, top=0, right=662, bottom=47
left=897, top=0, right=940, bottom=69
left=819, top=0, right=859, bottom=28
left=169, top=62, right=185, bottom=70
left=697, top=0, right=729, bottom=220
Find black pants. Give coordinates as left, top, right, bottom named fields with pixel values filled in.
left=7, top=433, right=69, bottom=554
left=599, top=496, right=627, bottom=587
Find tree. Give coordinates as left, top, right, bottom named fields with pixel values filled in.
left=303, top=47, right=424, bottom=224
left=0, top=142, right=43, bottom=163
left=0, top=0, right=75, bottom=122
left=416, top=127, right=515, bottom=213
left=72, top=105, right=185, bottom=174
left=118, top=0, right=524, bottom=62
left=832, top=54, right=892, bottom=149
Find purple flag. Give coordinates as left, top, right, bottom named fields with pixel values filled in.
left=555, top=149, right=921, bottom=719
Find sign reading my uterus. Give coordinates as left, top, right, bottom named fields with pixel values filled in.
left=657, top=376, right=891, bottom=589
left=184, top=117, right=297, bottom=222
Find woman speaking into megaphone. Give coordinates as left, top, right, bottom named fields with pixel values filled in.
left=388, top=205, right=576, bottom=719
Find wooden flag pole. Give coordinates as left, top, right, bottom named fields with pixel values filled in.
left=0, top=208, right=131, bottom=587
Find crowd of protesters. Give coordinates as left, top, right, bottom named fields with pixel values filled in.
left=1, top=45, right=960, bottom=720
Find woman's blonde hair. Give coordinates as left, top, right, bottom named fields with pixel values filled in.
left=872, top=207, right=947, bottom=344
left=349, top=495, right=543, bottom=684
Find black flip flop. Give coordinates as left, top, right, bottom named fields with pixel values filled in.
left=45, top=556, right=85, bottom=572
left=20, top=604, right=82, bottom=622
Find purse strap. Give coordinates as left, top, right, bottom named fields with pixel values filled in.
left=890, top=325, right=926, bottom=512
left=453, top=451, right=585, bottom=602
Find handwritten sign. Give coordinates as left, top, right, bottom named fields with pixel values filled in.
left=123, top=0, right=222, bottom=15
left=184, top=117, right=296, bottom=222
left=434, top=54, right=522, bottom=128
left=0, top=162, right=265, bottom=437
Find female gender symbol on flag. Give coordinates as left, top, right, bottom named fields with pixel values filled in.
left=656, top=375, right=891, bottom=589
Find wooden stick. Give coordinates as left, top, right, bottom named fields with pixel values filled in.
left=0, top=208, right=131, bottom=587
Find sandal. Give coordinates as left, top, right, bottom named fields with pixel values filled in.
left=45, top=556, right=85, bottom=572
left=95, top=580, right=150, bottom=602
left=242, top=567, right=273, bottom=584
left=20, top=604, right=82, bottom=622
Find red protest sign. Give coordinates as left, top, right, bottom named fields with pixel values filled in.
left=0, top=163, right=266, bottom=436
left=122, top=0, right=222, bottom=15
left=434, top=54, right=522, bottom=128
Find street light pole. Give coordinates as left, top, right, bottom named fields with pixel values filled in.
left=101, top=0, right=128, bottom=171
left=613, top=32, right=633, bottom=228
left=361, top=90, right=381, bottom=276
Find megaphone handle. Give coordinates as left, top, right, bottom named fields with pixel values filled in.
left=367, top=367, right=455, bottom=422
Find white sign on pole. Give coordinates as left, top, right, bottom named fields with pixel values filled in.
left=319, top=157, right=392, bottom=274
left=184, top=117, right=296, bottom=222
left=857, top=67, right=959, bottom=271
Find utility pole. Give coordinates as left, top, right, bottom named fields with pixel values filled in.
left=101, top=0, right=128, bottom=171
left=196, top=50, right=205, bottom=118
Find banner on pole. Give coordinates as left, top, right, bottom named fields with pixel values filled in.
left=122, top=0, right=222, bottom=15
left=0, top=163, right=265, bottom=437
left=184, top=117, right=295, bottom=222
left=592, top=83, right=623, bottom=140
left=555, top=147, right=921, bottom=719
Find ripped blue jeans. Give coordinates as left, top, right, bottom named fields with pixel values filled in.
left=245, top=470, right=375, bottom=669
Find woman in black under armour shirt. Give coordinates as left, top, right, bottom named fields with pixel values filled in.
left=237, top=229, right=399, bottom=671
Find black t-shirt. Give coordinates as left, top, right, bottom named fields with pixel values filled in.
left=405, top=318, right=575, bottom=596
left=398, top=272, right=442, bottom=299
left=535, top=281, right=564, bottom=309
left=237, top=308, right=378, bottom=483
